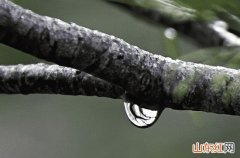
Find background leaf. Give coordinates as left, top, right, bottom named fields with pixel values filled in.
left=107, top=0, right=196, bottom=22
left=179, top=47, right=240, bottom=68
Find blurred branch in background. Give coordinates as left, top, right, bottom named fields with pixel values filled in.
left=107, top=0, right=240, bottom=47
left=1, top=0, right=240, bottom=116
left=0, top=63, right=123, bottom=98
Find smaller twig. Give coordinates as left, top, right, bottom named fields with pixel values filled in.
left=0, top=63, right=124, bottom=98
left=108, top=1, right=240, bottom=47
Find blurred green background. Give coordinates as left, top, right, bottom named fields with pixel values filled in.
left=0, top=0, right=239, bottom=157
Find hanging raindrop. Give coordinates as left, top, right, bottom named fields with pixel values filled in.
left=124, top=102, right=162, bottom=128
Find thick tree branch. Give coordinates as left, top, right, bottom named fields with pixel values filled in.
left=108, top=1, right=240, bottom=47
left=1, top=0, right=240, bottom=115
left=0, top=63, right=124, bottom=98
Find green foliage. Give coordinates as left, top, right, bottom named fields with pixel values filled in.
left=216, top=9, right=240, bottom=33
left=110, top=0, right=240, bottom=21
left=176, top=0, right=240, bottom=17
left=173, top=0, right=240, bottom=31
left=108, top=0, right=196, bottom=22
left=108, top=0, right=240, bottom=31
left=179, top=47, right=240, bottom=69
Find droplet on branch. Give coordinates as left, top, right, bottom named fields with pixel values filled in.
left=124, top=102, right=161, bottom=128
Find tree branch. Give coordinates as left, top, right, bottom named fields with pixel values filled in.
left=108, top=1, right=240, bottom=47
left=1, top=0, right=240, bottom=115
left=0, top=63, right=124, bottom=98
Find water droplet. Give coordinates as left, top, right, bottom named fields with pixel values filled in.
left=164, top=28, right=177, bottom=40
left=124, top=102, right=161, bottom=128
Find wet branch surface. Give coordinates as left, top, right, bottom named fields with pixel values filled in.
left=0, top=63, right=123, bottom=98
left=0, top=0, right=240, bottom=115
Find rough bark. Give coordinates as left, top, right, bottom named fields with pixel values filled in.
left=1, top=0, right=240, bottom=115
left=0, top=63, right=123, bottom=98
